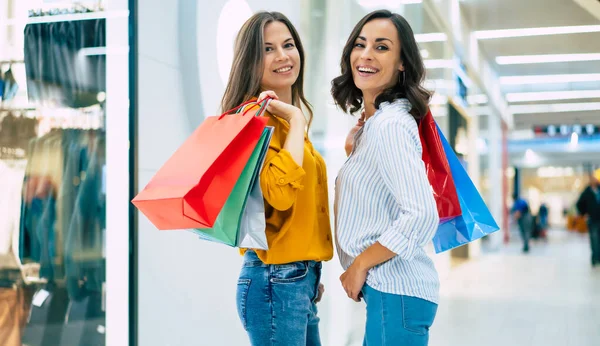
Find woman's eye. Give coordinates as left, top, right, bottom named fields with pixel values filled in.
left=284, top=43, right=295, bottom=48
left=377, top=45, right=389, bottom=51
left=354, top=43, right=365, bottom=48
left=265, top=47, right=273, bottom=52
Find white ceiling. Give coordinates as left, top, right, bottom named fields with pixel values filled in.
left=460, top=0, right=600, bottom=131
left=411, top=0, right=600, bottom=167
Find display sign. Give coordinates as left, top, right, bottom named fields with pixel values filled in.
left=533, top=124, right=599, bottom=137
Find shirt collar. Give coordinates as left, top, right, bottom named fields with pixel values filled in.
left=374, top=98, right=412, bottom=118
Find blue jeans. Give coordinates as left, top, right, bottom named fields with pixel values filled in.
left=236, top=250, right=322, bottom=346
left=362, top=284, right=438, bottom=346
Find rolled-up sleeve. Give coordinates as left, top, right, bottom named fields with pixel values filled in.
left=375, top=117, right=439, bottom=261
left=260, top=146, right=306, bottom=211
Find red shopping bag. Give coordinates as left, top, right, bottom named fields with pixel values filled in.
left=419, top=109, right=462, bottom=222
left=132, top=100, right=269, bottom=230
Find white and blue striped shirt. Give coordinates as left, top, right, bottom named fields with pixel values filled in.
left=334, top=99, right=440, bottom=304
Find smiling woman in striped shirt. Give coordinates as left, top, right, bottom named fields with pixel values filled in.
left=331, top=10, right=440, bottom=346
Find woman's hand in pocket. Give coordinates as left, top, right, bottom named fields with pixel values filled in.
left=314, top=283, right=325, bottom=303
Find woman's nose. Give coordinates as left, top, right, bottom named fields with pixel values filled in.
left=275, top=49, right=289, bottom=61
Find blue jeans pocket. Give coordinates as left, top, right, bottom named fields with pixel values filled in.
left=401, top=295, right=438, bottom=336
left=236, top=278, right=251, bottom=329
left=270, top=261, right=309, bottom=283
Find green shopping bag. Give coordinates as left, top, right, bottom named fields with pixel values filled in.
left=190, top=126, right=272, bottom=246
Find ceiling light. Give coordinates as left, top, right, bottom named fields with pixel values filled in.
left=509, top=102, right=600, bottom=114
left=430, top=94, right=448, bottom=105
left=467, top=94, right=488, bottom=105
left=499, top=73, right=600, bottom=85
left=415, top=33, right=447, bottom=43
left=496, top=53, right=600, bottom=65
left=570, top=132, right=579, bottom=149
left=424, top=79, right=454, bottom=90
left=524, top=149, right=540, bottom=164
left=420, top=49, right=430, bottom=59
left=474, top=25, right=600, bottom=40
left=357, top=0, right=422, bottom=8
left=424, top=59, right=453, bottom=69
left=506, top=90, right=600, bottom=102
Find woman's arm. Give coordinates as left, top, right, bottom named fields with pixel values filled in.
left=340, top=114, right=438, bottom=301
left=258, top=91, right=308, bottom=211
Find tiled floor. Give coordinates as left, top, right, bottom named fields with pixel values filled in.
left=430, top=230, right=600, bottom=346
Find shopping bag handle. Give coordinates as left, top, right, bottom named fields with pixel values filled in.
left=218, top=99, right=255, bottom=120
left=241, top=97, right=272, bottom=117
left=218, top=97, right=272, bottom=120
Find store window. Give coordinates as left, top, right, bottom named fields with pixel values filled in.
left=0, top=1, right=132, bottom=345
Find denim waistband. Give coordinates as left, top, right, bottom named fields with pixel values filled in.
left=243, top=250, right=321, bottom=269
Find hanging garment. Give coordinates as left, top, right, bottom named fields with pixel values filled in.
left=0, top=160, right=27, bottom=270
left=1, top=68, right=19, bottom=101
left=19, top=130, right=64, bottom=280
left=24, top=19, right=106, bottom=107
left=65, top=132, right=106, bottom=299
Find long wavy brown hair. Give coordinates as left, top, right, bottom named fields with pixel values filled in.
left=331, top=10, right=431, bottom=121
left=221, top=11, right=313, bottom=128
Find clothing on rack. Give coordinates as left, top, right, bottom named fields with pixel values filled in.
left=19, top=128, right=106, bottom=299
left=24, top=19, right=106, bottom=108
left=0, top=67, right=20, bottom=102
left=0, top=160, right=27, bottom=270
left=16, top=126, right=106, bottom=346
left=0, top=111, right=38, bottom=153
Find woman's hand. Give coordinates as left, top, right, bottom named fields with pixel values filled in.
left=344, top=112, right=366, bottom=156
left=257, top=90, right=306, bottom=126
left=340, top=260, right=368, bottom=302
left=314, top=283, right=325, bottom=303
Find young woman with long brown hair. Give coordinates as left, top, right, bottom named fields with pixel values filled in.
left=222, top=11, right=332, bottom=346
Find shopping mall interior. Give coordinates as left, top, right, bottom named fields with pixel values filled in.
left=1, top=0, right=599, bottom=345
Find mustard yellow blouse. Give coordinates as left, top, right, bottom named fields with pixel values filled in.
left=241, top=110, right=333, bottom=264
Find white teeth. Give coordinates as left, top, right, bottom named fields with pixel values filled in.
left=275, top=67, right=292, bottom=73
left=358, top=67, right=377, bottom=73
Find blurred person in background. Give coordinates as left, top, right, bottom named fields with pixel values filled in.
left=332, top=10, right=439, bottom=346
left=512, top=195, right=533, bottom=253
left=576, top=169, right=600, bottom=267
left=538, top=202, right=549, bottom=238
left=222, top=11, right=333, bottom=345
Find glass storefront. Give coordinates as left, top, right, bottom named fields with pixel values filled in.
left=0, top=1, right=132, bottom=345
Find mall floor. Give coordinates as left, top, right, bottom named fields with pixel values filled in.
left=430, top=229, right=600, bottom=346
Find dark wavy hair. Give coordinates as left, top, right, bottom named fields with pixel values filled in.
left=331, top=10, right=431, bottom=121
left=221, top=11, right=313, bottom=128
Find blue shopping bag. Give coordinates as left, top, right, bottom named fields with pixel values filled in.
left=432, top=124, right=499, bottom=253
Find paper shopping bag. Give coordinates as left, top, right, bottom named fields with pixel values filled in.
left=191, top=126, right=272, bottom=246
left=432, top=124, right=500, bottom=253
left=236, top=126, right=273, bottom=250
left=419, top=110, right=462, bottom=222
left=132, top=100, right=269, bottom=230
